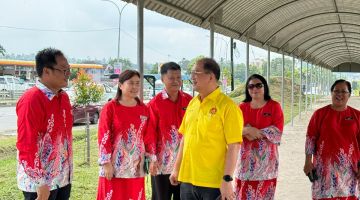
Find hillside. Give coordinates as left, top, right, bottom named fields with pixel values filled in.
left=229, top=76, right=313, bottom=124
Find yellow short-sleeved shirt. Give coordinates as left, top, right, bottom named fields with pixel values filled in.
left=178, top=87, right=243, bottom=188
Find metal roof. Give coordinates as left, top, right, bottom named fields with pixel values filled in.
left=123, top=0, right=360, bottom=70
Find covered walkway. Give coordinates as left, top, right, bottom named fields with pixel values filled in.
left=112, top=1, right=360, bottom=198
left=276, top=96, right=360, bottom=199
left=120, top=0, right=359, bottom=123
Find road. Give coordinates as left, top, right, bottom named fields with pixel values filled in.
left=0, top=106, right=97, bottom=136
left=0, top=106, right=17, bottom=135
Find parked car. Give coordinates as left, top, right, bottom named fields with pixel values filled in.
left=72, top=104, right=102, bottom=124
left=24, top=81, right=36, bottom=90
left=101, top=83, right=117, bottom=102
left=0, top=75, right=26, bottom=91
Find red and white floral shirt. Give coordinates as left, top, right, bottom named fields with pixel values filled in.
left=235, top=100, right=284, bottom=181
left=306, top=105, right=360, bottom=199
left=147, top=90, right=192, bottom=174
left=16, top=82, right=73, bottom=192
left=98, top=99, right=156, bottom=178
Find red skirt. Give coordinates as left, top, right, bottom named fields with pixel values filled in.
left=97, top=177, right=145, bottom=200
left=235, top=178, right=277, bottom=200
left=314, top=197, right=358, bottom=200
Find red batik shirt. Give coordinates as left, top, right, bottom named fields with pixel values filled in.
left=98, top=99, right=156, bottom=178
left=16, top=82, right=73, bottom=192
left=147, top=90, right=192, bottom=174
left=235, top=99, right=284, bottom=181
left=306, top=105, right=360, bottom=199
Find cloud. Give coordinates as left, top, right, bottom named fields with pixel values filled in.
left=0, top=0, right=276, bottom=64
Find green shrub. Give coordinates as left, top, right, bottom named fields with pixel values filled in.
left=73, top=70, right=104, bottom=105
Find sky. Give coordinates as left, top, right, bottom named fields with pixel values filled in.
left=0, top=0, right=280, bottom=64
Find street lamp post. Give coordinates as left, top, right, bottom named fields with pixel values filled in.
left=102, top=0, right=128, bottom=64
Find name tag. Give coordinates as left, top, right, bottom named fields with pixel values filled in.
left=345, top=116, right=353, bottom=120
left=263, top=112, right=271, bottom=117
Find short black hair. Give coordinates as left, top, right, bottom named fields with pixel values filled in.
left=35, top=48, right=64, bottom=77
left=160, top=62, right=181, bottom=75
left=243, top=74, right=271, bottom=102
left=330, top=79, right=352, bottom=94
left=197, top=58, right=220, bottom=80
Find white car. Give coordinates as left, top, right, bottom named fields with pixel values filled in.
left=0, top=75, right=26, bottom=91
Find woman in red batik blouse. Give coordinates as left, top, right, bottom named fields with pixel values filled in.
left=97, top=70, right=156, bottom=200
left=235, top=74, right=284, bottom=200
left=304, top=79, right=360, bottom=200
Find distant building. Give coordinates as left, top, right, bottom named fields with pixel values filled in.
left=0, top=59, right=104, bottom=81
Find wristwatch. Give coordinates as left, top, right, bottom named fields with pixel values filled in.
left=223, top=175, right=233, bottom=182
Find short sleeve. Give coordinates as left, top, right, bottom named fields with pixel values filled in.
left=224, top=102, right=243, bottom=144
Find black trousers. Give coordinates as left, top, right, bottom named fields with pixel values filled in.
left=22, top=184, right=71, bottom=200
left=180, top=183, right=221, bottom=200
left=151, top=174, right=180, bottom=200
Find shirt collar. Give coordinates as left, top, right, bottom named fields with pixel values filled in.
left=161, top=89, right=169, bottom=100
left=36, top=80, right=62, bottom=100
left=196, top=87, right=221, bottom=102
left=161, top=89, right=183, bottom=101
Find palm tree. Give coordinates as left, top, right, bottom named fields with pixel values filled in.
left=0, top=44, right=5, bottom=56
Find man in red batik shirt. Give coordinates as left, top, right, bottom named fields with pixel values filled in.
left=16, top=48, right=73, bottom=200
left=147, top=62, right=192, bottom=200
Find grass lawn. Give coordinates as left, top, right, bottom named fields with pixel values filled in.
left=0, top=129, right=153, bottom=199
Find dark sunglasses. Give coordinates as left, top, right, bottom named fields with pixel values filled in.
left=247, top=83, right=264, bottom=90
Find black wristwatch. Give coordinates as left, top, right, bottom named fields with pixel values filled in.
left=223, top=175, right=233, bottom=182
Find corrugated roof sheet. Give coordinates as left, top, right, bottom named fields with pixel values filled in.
left=123, top=0, right=360, bottom=69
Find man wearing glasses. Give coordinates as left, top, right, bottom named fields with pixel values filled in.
left=16, top=48, right=73, bottom=200
left=170, top=58, right=243, bottom=200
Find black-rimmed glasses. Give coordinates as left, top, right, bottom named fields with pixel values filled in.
left=332, top=90, right=349, bottom=95
left=51, top=67, right=71, bottom=76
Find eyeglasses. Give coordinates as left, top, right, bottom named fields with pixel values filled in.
left=247, top=83, right=264, bottom=90
left=51, top=67, right=71, bottom=76
left=190, top=70, right=210, bottom=76
left=332, top=90, right=349, bottom=95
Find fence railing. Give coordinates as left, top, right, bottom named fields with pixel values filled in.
left=0, top=90, right=24, bottom=101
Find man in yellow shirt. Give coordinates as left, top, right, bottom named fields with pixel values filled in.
left=169, top=58, right=243, bottom=200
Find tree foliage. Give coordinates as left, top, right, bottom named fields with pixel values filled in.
left=108, top=58, right=133, bottom=73
left=69, top=69, right=78, bottom=81
left=72, top=70, right=104, bottom=105
left=185, top=55, right=205, bottom=75
left=149, top=63, right=159, bottom=74
left=0, top=45, right=5, bottom=56
left=178, top=58, right=190, bottom=73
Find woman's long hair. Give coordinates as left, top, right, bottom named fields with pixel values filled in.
left=115, top=69, right=141, bottom=101
left=243, top=74, right=271, bottom=102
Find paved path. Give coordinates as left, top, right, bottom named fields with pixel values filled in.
left=275, top=96, right=360, bottom=199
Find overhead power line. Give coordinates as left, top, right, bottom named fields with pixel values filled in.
left=0, top=25, right=117, bottom=32
left=0, top=25, right=186, bottom=61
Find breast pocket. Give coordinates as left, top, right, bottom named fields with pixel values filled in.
left=342, top=118, right=356, bottom=126
left=203, top=113, right=222, bottom=135
left=342, top=119, right=357, bottom=137
left=184, top=108, right=197, bottom=124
